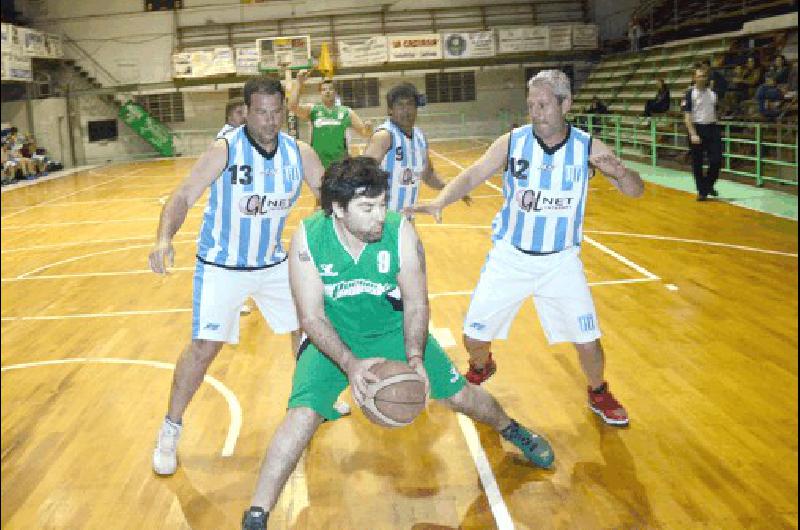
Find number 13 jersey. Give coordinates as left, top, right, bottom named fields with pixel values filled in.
left=197, top=126, right=304, bottom=269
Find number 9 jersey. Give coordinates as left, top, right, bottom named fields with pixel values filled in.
left=197, top=126, right=304, bottom=269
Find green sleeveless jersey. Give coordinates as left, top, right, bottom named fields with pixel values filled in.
left=303, top=210, right=403, bottom=341
left=309, top=104, right=351, bottom=169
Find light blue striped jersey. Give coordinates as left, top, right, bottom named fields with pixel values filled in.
left=376, top=119, right=428, bottom=212
left=216, top=123, right=240, bottom=139
left=197, top=127, right=304, bottom=269
left=491, top=124, right=592, bottom=253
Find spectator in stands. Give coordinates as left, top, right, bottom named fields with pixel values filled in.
left=3, top=128, right=38, bottom=180
left=767, top=54, right=790, bottom=88
left=720, top=65, right=747, bottom=119
left=20, top=135, right=48, bottom=176
left=586, top=96, right=609, bottom=134
left=682, top=67, right=722, bottom=202
left=742, top=56, right=763, bottom=98
left=1, top=143, right=16, bottom=185
left=643, top=79, right=671, bottom=118
left=586, top=96, right=609, bottom=115
left=708, top=56, right=728, bottom=100
left=756, top=74, right=785, bottom=121
left=628, top=18, right=642, bottom=53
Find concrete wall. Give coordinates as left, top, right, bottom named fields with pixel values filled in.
left=0, top=101, right=30, bottom=133
left=591, top=0, right=640, bottom=42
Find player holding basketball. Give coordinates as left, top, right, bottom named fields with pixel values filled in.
left=288, top=70, right=373, bottom=169
left=364, top=82, right=471, bottom=211
left=148, top=77, right=325, bottom=476
left=241, top=156, right=554, bottom=529
left=414, top=70, right=644, bottom=426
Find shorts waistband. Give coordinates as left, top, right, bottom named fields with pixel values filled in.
left=513, top=246, right=562, bottom=256
left=196, top=254, right=287, bottom=271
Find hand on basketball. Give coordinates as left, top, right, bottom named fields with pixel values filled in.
left=148, top=240, right=175, bottom=275
left=589, top=152, right=626, bottom=177
left=347, top=357, right=383, bottom=406
left=407, top=357, right=430, bottom=400
left=412, top=200, right=443, bottom=223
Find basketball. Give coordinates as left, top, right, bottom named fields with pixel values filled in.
left=357, top=359, right=427, bottom=428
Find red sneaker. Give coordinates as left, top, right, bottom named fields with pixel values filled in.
left=588, top=383, right=629, bottom=426
left=465, top=353, right=497, bottom=385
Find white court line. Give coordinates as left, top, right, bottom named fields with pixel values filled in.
left=1, top=235, right=192, bottom=254
left=428, top=148, right=504, bottom=194
left=0, top=357, right=242, bottom=457
left=15, top=240, right=194, bottom=279
left=1, top=268, right=196, bottom=282
left=584, top=230, right=799, bottom=258
left=0, top=168, right=148, bottom=221
left=582, top=236, right=660, bottom=280
left=1, top=309, right=192, bottom=321
left=457, top=414, right=515, bottom=530
left=1, top=217, right=167, bottom=230
left=36, top=197, right=165, bottom=207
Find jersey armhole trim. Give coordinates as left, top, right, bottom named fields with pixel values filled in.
left=299, top=222, right=316, bottom=269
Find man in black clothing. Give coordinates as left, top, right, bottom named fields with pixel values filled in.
left=682, top=68, right=722, bottom=201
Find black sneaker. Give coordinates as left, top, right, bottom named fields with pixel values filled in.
left=709, top=189, right=719, bottom=197
left=242, top=507, right=268, bottom=530
left=697, top=195, right=707, bottom=202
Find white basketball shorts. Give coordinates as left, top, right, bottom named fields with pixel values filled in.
left=463, top=240, right=601, bottom=345
left=191, top=258, right=299, bottom=344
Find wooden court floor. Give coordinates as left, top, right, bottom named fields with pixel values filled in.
left=2, top=139, right=797, bottom=529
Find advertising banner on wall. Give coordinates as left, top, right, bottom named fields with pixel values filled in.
left=1, top=53, right=33, bottom=82
left=211, top=47, right=236, bottom=75
left=1, top=23, right=22, bottom=55
left=189, top=50, right=214, bottom=78
left=441, top=31, right=495, bottom=59
left=44, top=34, right=63, bottom=58
left=388, top=34, right=442, bottom=62
left=19, top=27, right=48, bottom=57
left=337, top=35, right=388, bottom=67
left=172, top=52, right=192, bottom=78
left=548, top=26, right=572, bottom=51
left=498, top=26, right=549, bottom=53
left=118, top=101, right=174, bottom=157
left=572, top=24, right=598, bottom=49
left=235, top=46, right=259, bottom=75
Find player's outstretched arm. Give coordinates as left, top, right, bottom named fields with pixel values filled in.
left=589, top=138, right=644, bottom=198
left=148, top=140, right=227, bottom=275
left=287, top=69, right=313, bottom=121
left=396, top=219, right=431, bottom=395
left=421, top=158, right=473, bottom=205
left=363, top=129, right=392, bottom=163
left=414, top=133, right=509, bottom=222
left=348, top=109, right=374, bottom=139
left=288, top=224, right=380, bottom=402
left=297, top=141, right=324, bottom=200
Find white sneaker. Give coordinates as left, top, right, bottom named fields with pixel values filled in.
left=333, top=401, right=351, bottom=416
left=152, top=418, right=182, bottom=475
left=240, top=304, right=252, bottom=315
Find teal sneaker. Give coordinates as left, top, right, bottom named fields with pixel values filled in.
left=501, top=419, right=554, bottom=469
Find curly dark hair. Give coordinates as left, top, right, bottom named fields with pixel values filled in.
left=321, top=156, right=389, bottom=216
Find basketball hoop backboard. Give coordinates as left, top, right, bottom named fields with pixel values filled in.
left=256, top=36, right=312, bottom=73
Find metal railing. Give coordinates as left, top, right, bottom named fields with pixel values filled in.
left=497, top=111, right=797, bottom=187
left=568, top=113, right=798, bottom=186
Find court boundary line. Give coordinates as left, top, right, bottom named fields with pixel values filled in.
left=0, top=357, right=242, bottom=457
left=0, top=167, right=148, bottom=221
left=457, top=414, right=515, bottom=530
